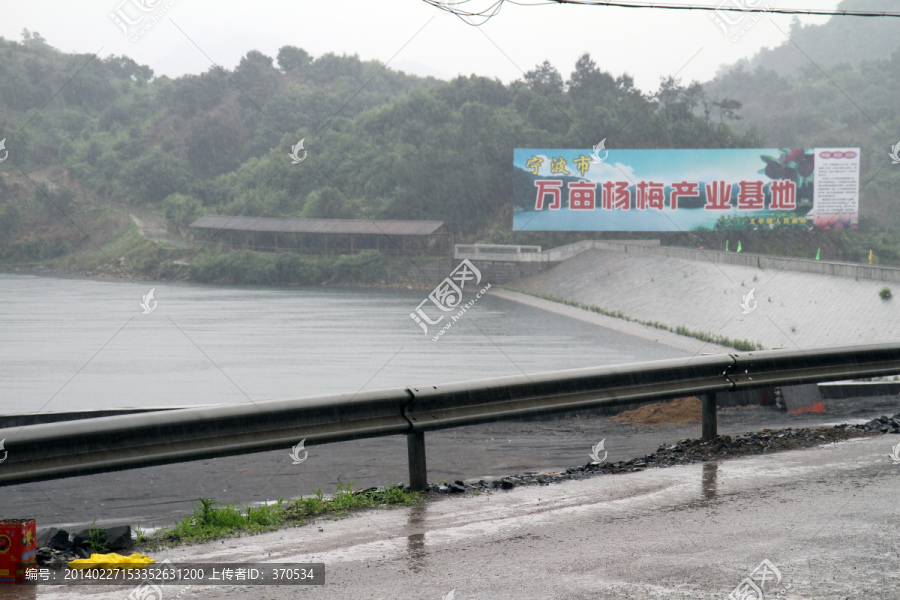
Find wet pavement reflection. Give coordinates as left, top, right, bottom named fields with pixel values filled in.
left=406, top=502, right=427, bottom=572
left=701, top=461, right=718, bottom=501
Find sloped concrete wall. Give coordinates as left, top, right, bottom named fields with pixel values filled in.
left=512, top=248, right=900, bottom=351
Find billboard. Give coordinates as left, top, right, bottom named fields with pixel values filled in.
left=512, top=148, right=860, bottom=231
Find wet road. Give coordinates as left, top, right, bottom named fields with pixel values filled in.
left=22, top=434, right=900, bottom=599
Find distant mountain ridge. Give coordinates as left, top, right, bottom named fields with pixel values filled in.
left=721, top=0, right=900, bottom=77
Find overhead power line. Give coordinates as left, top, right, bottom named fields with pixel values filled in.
left=546, top=1, right=900, bottom=17
left=423, top=0, right=900, bottom=26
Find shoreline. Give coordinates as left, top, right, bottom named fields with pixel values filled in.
left=0, top=263, right=438, bottom=291
left=490, top=287, right=736, bottom=354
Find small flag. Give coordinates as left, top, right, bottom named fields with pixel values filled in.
left=737, top=241, right=742, bottom=253
left=815, top=248, right=820, bottom=260
left=869, top=250, right=873, bottom=265
left=726, top=240, right=729, bottom=252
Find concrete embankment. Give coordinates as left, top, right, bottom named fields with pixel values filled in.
left=505, top=246, right=900, bottom=352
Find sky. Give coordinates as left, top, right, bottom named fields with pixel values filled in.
left=0, top=0, right=842, bottom=93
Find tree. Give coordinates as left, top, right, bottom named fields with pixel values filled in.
left=123, top=147, right=191, bottom=205
left=566, top=53, right=616, bottom=104
left=714, top=98, right=743, bottom=123
left=20, top=29, right=46, bottom=46
left=302, top=187, right=355, bottom=219
left=277, top=46, right=311, bottom=73
left=187, top=116, right=245, bottom=177
left=683, top=81, right=705, bottom=115
left=162, top=193, right=203, bottom=231
left=232, top=50, right=280, bottom=102
left=102, top=55, right=153, bottom=84
left=524, top=61, right=564, bottom=96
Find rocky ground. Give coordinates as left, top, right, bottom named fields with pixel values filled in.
left=33, top=525, right=134, bottom=570
left=427, top=412, right=900, bottom=494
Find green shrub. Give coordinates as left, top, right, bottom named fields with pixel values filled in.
left=162, top=193, right=203, bottom=231
left=189, top=249, right=386, bottom=285
left=328, top=250, right=386, bottom=284
left=275, top=252, right=324, bottom=285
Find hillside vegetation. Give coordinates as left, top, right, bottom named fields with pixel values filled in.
left=1, top=6, right=899, bottom=282
left=703, top=0, right=900, bottom=263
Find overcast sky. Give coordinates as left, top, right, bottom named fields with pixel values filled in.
left=1, top=0, right=840, bottom=92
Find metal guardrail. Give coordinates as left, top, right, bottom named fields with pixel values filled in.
left=454, top=244, right=544, bottom=262
left=2, top=343, right=900, bottom=489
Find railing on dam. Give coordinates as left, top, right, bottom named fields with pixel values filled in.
left=453, top=240, right=662, bottom=264
left=2, top=343, right=900, bottom=490
left=454, top=244, right=544, bottom=262
left=458, top=240, right=900, bottom=284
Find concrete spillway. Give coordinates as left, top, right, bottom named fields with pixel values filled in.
left=506, top=246, right=900, bottom=352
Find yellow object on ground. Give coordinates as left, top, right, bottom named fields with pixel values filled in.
left=68, top=553, right=156, bottom=569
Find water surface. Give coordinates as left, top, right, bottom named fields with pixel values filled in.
left=0, top=273, right=687, bottom=414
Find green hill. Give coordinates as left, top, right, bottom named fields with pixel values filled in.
left=0, top=33, right=757, bottom=281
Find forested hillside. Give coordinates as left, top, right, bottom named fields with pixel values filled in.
left=705, top=0, right=900, bottom=263
left=0, top=30, right=754, bottom=277
left=728, top=0, right=900, bottom=77
left=4, top=7, right=900, bottom=280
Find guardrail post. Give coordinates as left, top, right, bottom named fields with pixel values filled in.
left=701, top=393, right=717, bottom=441
left=407, top=431, right=427, bottom=491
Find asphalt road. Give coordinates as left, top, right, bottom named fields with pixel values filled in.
left=17, top=432, right=900, bottom=599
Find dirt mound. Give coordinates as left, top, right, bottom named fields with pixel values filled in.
left=608, top=396, right=701, bottom=425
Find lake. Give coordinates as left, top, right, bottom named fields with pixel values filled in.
left=0, top=273, right=687, bottom=415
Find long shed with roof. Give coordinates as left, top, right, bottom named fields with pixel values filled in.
left=189, top=215, right=449, bottom=255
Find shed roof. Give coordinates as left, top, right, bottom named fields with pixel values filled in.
left=190, top=215, right=445, bottom=236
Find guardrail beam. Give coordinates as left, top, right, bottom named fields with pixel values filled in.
left=3, top=343, right=900, bottom=487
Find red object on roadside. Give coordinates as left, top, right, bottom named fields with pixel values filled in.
left=0, top=519, right=36, bottom=584
left=788, top=400, right=826, bottom=414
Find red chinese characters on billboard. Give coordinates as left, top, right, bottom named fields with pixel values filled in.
left=532, top=178, right=796, bottom=212
left=514, top=147, right=859, bottom=232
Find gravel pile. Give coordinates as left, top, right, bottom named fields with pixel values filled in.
left=428, top=414, right=900, bottom=495
left=860, top=413, right=900, bottom=433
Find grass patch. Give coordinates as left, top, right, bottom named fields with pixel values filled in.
left=506, top=287, right=765, bottom=352
left=152, top=498, right=286, bottom=545
left=140, top=481, right=423, bottom=547
left=283, top=480, right=423, bottom=522
left=86, top=519, right=110, bottom=554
